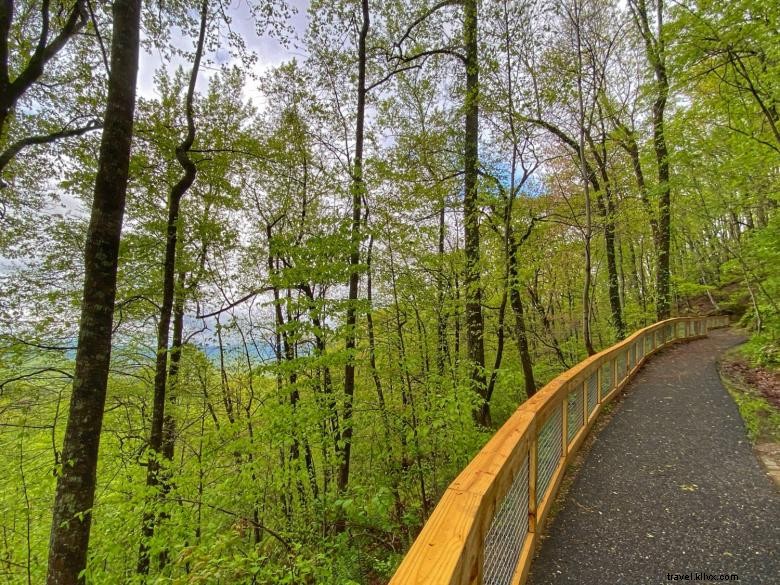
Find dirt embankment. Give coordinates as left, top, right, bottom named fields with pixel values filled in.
left=721, top=355, right=780, bottom=410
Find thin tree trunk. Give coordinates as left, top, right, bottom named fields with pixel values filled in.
left=155, top=267, right=185, bottom=569
left=528, top=273, right=568, bottom=368
left=588, top=134, right=625, bottom=338
left=436, top=204, right=450, bottom=378
left=138, top=2, right=207, bottom=573
left=389, top=247, right=429, bottom=518
left=338, top=0, right=370, bottom=497
left=365, top=235, right=404, bottom=522
left=573, top=0, right=596, bottom=355
left=507, top=227, right=536, bottom=398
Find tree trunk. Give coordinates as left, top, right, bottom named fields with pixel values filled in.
left=137, top=1, right=207, bottom=574
left=507, top=226, right=536, bottom=398
left=436, top=204, right=450, bottom=378
left=46, top=0, right=141, bottom=582
left=463, top=0, right=488, bottom=425
left=573, top=0, right=595, bottom=356
left=338, top=0, right=369, bottom=497
left=629, top=0, right=671, bottom=319
left=588, top=134, right=625, bottom=339
left=365, top=235, right=404, bottom=522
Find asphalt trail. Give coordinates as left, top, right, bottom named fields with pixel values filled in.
left=527, top=329, right=780, bottom=585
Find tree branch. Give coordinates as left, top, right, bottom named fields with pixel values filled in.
left=0, top=119, right=101, bottom=175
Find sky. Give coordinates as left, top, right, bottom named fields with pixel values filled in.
left=136, top=0, right=312, bottom=103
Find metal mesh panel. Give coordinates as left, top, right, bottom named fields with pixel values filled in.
left=628, top=345, right=635, bottom=371
left=587, top=373, right=598, bottom=415
left=483, top=455, right=530, bottom=585
left=638, top=336, right=646, bottom=359
left=600, top=362, right=612, bottom=397
left=617, top=352, right=626, bottom=382
left=536, top=406, right=563, bottom=504
left=567, top=386, right=584, bottom=442
left=677, top=322, right=685, bottom=338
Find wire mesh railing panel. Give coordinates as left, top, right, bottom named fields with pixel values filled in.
left=587, top=372, right=598, bottom=415
left=483, top=455, right=530, bottom=585
left=536, top=405, right=563, bottom=505
left=567, top=386, right=584, bottom=442
left=600, top=361, right=612, bottom=397
left=389, top=317, right=716, bottom=585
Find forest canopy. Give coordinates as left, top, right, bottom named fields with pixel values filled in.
left=0, top=0, right=777, bottom=583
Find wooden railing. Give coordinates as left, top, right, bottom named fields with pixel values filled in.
left=389, top=315, right=730, bottom=585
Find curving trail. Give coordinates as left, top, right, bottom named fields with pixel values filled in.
left=527, top=328, right=780, bottom=585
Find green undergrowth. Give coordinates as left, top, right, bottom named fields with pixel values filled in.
left=720, top=348, right=780, bottom=444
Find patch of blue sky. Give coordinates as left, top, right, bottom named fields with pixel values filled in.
left=487, top=159, right=547, bottom=198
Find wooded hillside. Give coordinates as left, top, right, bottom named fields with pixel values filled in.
left=0, top=0, right=777, bottom=583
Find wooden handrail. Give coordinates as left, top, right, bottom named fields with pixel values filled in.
left=389, top=315, right=730, bottom=585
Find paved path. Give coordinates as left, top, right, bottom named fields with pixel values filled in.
left=527, top=329, right=780, bottom=585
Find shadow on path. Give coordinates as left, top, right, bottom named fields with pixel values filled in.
left=527, top=329, right=780, bottom=585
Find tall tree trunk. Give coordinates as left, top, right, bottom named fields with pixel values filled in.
left=629, top=0, right=671, bottom=319
left=573, top=0, right=595, bottom=356
left=137, top=1, right=207, bottom=574
left=46, top=0, right=141, bottom=582
left=588, top=133, right=625, bottom=339
left=653, top=72, right=671, bottom=320
left=338, top=0, right=369, bottom=497
left=463, top=0, right=488, bottom=425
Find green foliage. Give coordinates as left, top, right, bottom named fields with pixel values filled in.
left=722, top=376, right=780, bottom=444
left=1, top=0, right=778, bottom=582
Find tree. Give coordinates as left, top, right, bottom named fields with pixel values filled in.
left=0, top=0, right=101, bottom=177
left=46, top=0, right=142, bottom=582
left=628, top=0, right=672, bottom=319
left=136, top=0, right=208, bottom=574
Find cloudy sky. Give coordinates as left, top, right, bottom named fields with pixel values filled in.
left=136, top=0, right=312, bottom=101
